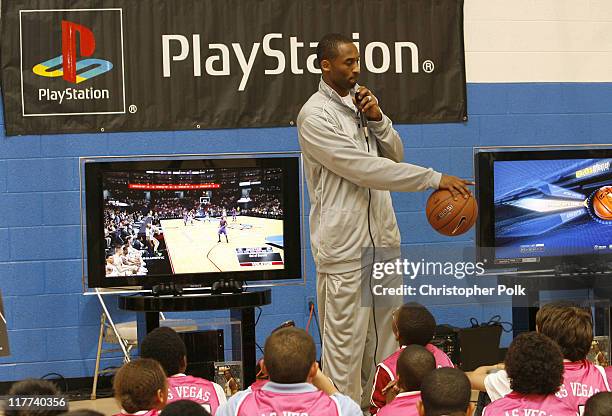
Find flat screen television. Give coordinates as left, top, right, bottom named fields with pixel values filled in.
left=83, top=154, right=302, bottom=288
left=475, top=146, right=612, bottom=272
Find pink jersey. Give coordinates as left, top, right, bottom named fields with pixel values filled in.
left=370, top=344, right=453, bottom=414
left=377, top=391, right=421, bottom=416
left=482, top=391, right=577, bottom=416
left=249, top=379, right=269, bottom=390
left=113, top=410, right=159, bottom=416
left=555, top=360, right=611, bottom=410
left=167, top=374, right=222, bottom=414
left=237, top=387, right=340, bottom=416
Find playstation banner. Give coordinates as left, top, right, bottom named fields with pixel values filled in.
left=0, top=0, right=466, bottom=136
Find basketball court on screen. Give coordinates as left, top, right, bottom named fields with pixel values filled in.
left=160, top=216, right=284, bottom=273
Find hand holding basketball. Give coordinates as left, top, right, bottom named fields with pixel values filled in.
left=426, top=184, right=478, bottom=237
left=438, top=174, right=474, bottom=200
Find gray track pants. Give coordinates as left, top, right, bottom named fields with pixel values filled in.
left=317, top=266, right=402, bottom=405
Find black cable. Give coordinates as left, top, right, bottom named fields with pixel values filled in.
left=254, top=306, right=264, bottom=356
left=361, top=113, right=379, bottom=369
left=312, top=302, right=323, bottom=347
left=40, top=373, right=68, bottom=392
left=469, top=315, right=513, bottom=333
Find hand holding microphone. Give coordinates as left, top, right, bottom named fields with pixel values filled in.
left=353, top=86, right=382, bottom=122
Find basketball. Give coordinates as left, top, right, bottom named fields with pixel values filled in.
left=593, top=186, right=612, bottom=220
left=426, top=189, right=478, bottom=236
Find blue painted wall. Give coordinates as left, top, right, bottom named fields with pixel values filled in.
left=1, top=82, right=611, bottom=381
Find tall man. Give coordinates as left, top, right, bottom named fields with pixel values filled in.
left=297, top=33, right=472, bottom=404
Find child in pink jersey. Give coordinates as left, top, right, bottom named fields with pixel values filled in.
left=470, top=302, right=610, bottom=414
left=370, top=302, right=454, bottom=415
left=583, top=391, right=612, bottom=416
left=417, top=367, right=472, bottom=416
left=216, top=327, right=362, bottom=416
left=482, top=332, right=577, bottom=416
left=113, top=358, right=168, bottom=416
left=140, top=327, right=226, bottom=415
left=377, top=345, right=435, bottom=416
left=160, top=399, right=211, bottom=416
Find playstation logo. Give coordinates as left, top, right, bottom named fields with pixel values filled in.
left=19, top=8, right=125, bottom=117
left=32, top=20, right=113, bottom=83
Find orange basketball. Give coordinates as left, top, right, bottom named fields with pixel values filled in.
left=593, top=186, right=612, bottom=220
left=426, top=189, right=478, bottom=236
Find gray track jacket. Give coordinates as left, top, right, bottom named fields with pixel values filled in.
left=297, top=79, right=442, bottom=274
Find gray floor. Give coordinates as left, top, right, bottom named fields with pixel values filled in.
left=69, top=397, right=121, bottom=415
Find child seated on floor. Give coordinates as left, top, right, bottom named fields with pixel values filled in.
left=417, top=368, right=472, bottom=416
left=159, top=400, right=211, bottom=416
left=584, top=392, right=612, bottom=416
left=5, top=379, right=65, bottom=416
left=216, top=327, right=362, bottom=416
left=140, top=327, right=226, bottom=415
left=370, top=302, right=454, bottom=414
left=481, top=331, right=576, bottom=416
left=469, top=302, right=610, bottom=413
left=113, top=358, right=168, bottom=416
left=377, top=345, right=436, bottom=416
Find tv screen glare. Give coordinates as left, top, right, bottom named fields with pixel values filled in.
left=476, top=148, right=612, bottom=270
left=84, top=156, right=301, bottom=288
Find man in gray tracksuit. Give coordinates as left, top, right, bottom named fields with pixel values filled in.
left=297, top=33, right=472, bottom=406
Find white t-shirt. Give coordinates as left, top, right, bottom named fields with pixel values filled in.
left=484, top=370, right=512, bottom=401
left=341, top=93, right=357, bottom=112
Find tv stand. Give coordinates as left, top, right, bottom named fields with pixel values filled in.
left=211, top=279, right=244, bottom=294
left=150, top=282, right=184, bottom=296
left=554, top=262, right=612, bottom=276
left=118, top=289, right=271, bottom=387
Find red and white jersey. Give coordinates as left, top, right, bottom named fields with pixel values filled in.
left=167, top=373, right=227, bottom=415
left=555, top=360, right=611, bottom=411
left=376, top=391, right=421, bottom=416
left=113, top=410, right=160, bottom=416
left=482, top=391, right=578, bottom=416
left=370, top=344, right=453, bottom=414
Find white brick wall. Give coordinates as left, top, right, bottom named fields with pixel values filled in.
left=464, top=0, right=612, bottom=82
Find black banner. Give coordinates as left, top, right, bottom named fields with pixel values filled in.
left=1, top=0, right=466, bottom=136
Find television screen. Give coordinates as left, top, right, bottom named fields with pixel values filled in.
left=84, top=156, right=302, bottom=288
left=476, top=148, right=612, bottom=270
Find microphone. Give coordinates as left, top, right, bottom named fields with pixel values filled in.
left=351, top=87, right=369, bottom=140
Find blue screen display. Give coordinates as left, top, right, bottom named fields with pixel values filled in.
left=493, top=158, right=612, bottom=261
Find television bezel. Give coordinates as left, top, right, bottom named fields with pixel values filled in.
left=475, top=145, right=612, bottom=272
left=82, top=153, right=303, bottom=289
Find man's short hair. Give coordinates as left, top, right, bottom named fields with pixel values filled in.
left=421, top=368, right=471, bottom=416
left=316, top=33, right=353, bottom=65
left=397, top=345, right=436, bottom=391
left=140, top=327, right=187, bottom=376
left=5, top=379, right=63, bottom=416
left=160, top=400, right=211, bottom=416
left=264, top=327, right=316, bottom=383
left=535, top=302, right=593, bottom=361
left=584, top=392, right=612, bottom=416
left=505, top=332, right=563, bottom=395
left=396, top=302, right=436, bottom=346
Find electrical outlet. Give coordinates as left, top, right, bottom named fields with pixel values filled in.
left=306, top=296, right=316, bottom=314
